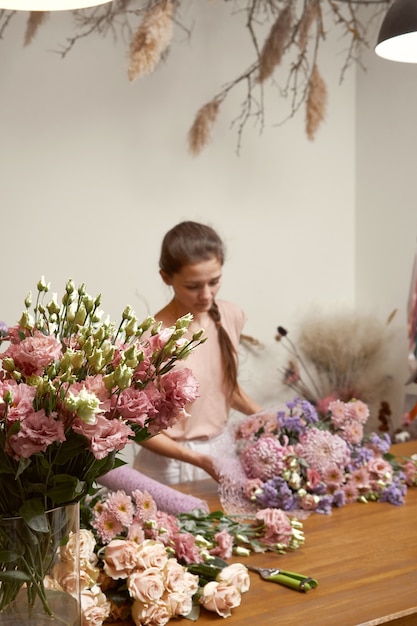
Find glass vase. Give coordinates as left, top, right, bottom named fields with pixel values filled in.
left=0, top=503, right=81, bottom=625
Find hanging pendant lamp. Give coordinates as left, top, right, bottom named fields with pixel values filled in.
left=375, top=0, right=417, bottom=62
left=0, top=0, right=112, bottom=10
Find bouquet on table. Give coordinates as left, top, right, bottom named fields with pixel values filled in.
left=75, top=486, right=305, bottom=624
left=216, top=397, right=417, bottom=516
left=0, top=277, right=204, bottom=620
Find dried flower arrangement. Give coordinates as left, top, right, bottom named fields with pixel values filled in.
left=276, top=309, right=398, bottom=433
left=0, top=0, right=390, bottom=154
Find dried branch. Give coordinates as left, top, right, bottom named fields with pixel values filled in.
left=0, top=0, right=391, bottom=154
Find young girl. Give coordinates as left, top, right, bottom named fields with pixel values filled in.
left=134, top=221, right=262, bottom=483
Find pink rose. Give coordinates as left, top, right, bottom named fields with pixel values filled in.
left=210, top=529, right=234, bottom=559
left=200, top=580, right=241, bottom=618
left=255, top=508, right=294, bottom=546
left=158, top=368, right=200, bottom=407
left=103, top=539, right=140, bottom=579
left=173, top=532, right=203, bottom=565
left=217, top=563, right=250, bottom=593
left=7, top=409, right=66, bottom=459
left=115, top=387, right=155, bottom=425
left=2, top=331, right=62, bottom=377
left=72, top=414, right=134, bottom=459
left=0, top=381, right=36, bottom=421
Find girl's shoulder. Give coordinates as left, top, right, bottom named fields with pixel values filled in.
left=217, top=299, right=246, bottom=327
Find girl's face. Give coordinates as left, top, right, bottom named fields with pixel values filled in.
left=162, top=257, right=223, bottom=315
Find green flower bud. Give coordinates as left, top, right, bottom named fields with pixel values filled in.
left=2, top=357, right=15, bottom=372
left=114, top=363, right=133, bottom=390
left=18, top=311, right=34, bottom=330
left=24, top=291, right=32, bottom=308
left=77, top=283, right=87, bottom=296
left=46, top=293, right=60, bottom=316
left=65, top=279, right=75, bottom=295
left=37, top=276, right=50, bottom=292
left=233, top=546, right=251, bottom=557
left=65, top=389, right=102, bottom=425
left=74, top=306, right=87, bottom=326
left=88, top=348, right=105, bottom=372
left=122, top=305, right=134, bottom=321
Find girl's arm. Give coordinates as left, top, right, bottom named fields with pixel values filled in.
left=231, top=385, right=262, bottom=416
left=139, top=432, right=219, bottom=481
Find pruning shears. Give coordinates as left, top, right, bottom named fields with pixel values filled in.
left=247, top=566, right=318, bottom=592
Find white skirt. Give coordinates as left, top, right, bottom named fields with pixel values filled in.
left=133, top=436, right=223, bottom=484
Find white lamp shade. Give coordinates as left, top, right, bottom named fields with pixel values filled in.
left=0, top=0, right=112, bottom=9
left=376, top=31, right=417, bottom=63
left=375, top=0, right=417, bottom=62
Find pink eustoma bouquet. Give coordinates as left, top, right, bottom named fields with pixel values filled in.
left=0, top=277, right=204, bottom=615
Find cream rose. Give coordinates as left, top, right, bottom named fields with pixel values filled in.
left=131, top=598, right=171, bottom=626
left=217, top=563, right=250, bottom=593
left=127, top=567, right=165, bottom=603
left=103, top=539, right=140, bottom=579
left=136, top=539, right=169, bottom=570
left=200, top=580, right=242, bottom=618
left=81, top=585, right=111, bottom=626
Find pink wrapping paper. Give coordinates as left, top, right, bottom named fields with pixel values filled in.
left=98, top=466, right=210, bottom=515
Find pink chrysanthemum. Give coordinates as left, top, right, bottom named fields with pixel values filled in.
left=132, top=489, right=157, bottom=522
left=105, top=490, right=135, bottom=526
left=295, top=429, right=350, bottom=476
left=322, top=465, right=344, bottom=487
left=345, top=399, right=370, bottom=425
left=241, top=437, right=289, bottom=481
left=350, top=467, right=371, bottom=491
left=127, top=522, right=145, bottom=544
left=92, top=509, right=123, bottom=543
left=343, top=481, right=359, bottom=503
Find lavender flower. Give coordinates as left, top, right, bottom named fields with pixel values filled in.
left=368, top=432, right=391, bottom=455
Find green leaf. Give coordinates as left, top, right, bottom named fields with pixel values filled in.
left=0, top=570, right=31, bottom=582
left=18, top=499, right=48, bottom=533
left=47, top=475, right=85, bottom=504
left=182, top=603, right=201, bottom=622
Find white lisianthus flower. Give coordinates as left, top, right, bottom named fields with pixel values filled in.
left=65, top=389, right=102, bottom=424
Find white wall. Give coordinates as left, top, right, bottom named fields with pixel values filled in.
left=0, top=2, right=372, bottom=424
left=356, top=13, right=417, bottom=428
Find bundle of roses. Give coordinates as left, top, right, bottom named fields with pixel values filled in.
left=72, top=486, right=305, bottom=624
left=220, top=397, right=417, bottom=516
left=0, top=277, right=204, bottom=616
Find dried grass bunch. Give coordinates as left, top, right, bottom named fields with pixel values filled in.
left=277, top=309, right=398, bottom=431
left=0, top=0, right=390, bottom=154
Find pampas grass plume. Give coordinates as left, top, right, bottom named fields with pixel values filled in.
left=258, top=3, right=292, bottom=83
left=306, top=63, right=327, bottom=140
left=298, top=0, right=320, bottom=52
left=188, top=100, right=221, bottom=156
left=24, top=11, right=49, bottom=47
left=128, top=0, right=173, bottom=82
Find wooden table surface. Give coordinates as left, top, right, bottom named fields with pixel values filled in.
left=111, top=441, right=417, bottom=626
left=174, top=440, right=417, bottom=626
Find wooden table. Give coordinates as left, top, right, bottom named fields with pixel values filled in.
left=172, top=440, right=417, bottom=626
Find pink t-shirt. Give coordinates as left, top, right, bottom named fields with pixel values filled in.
left=166, top=299, right=246, bottom=441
